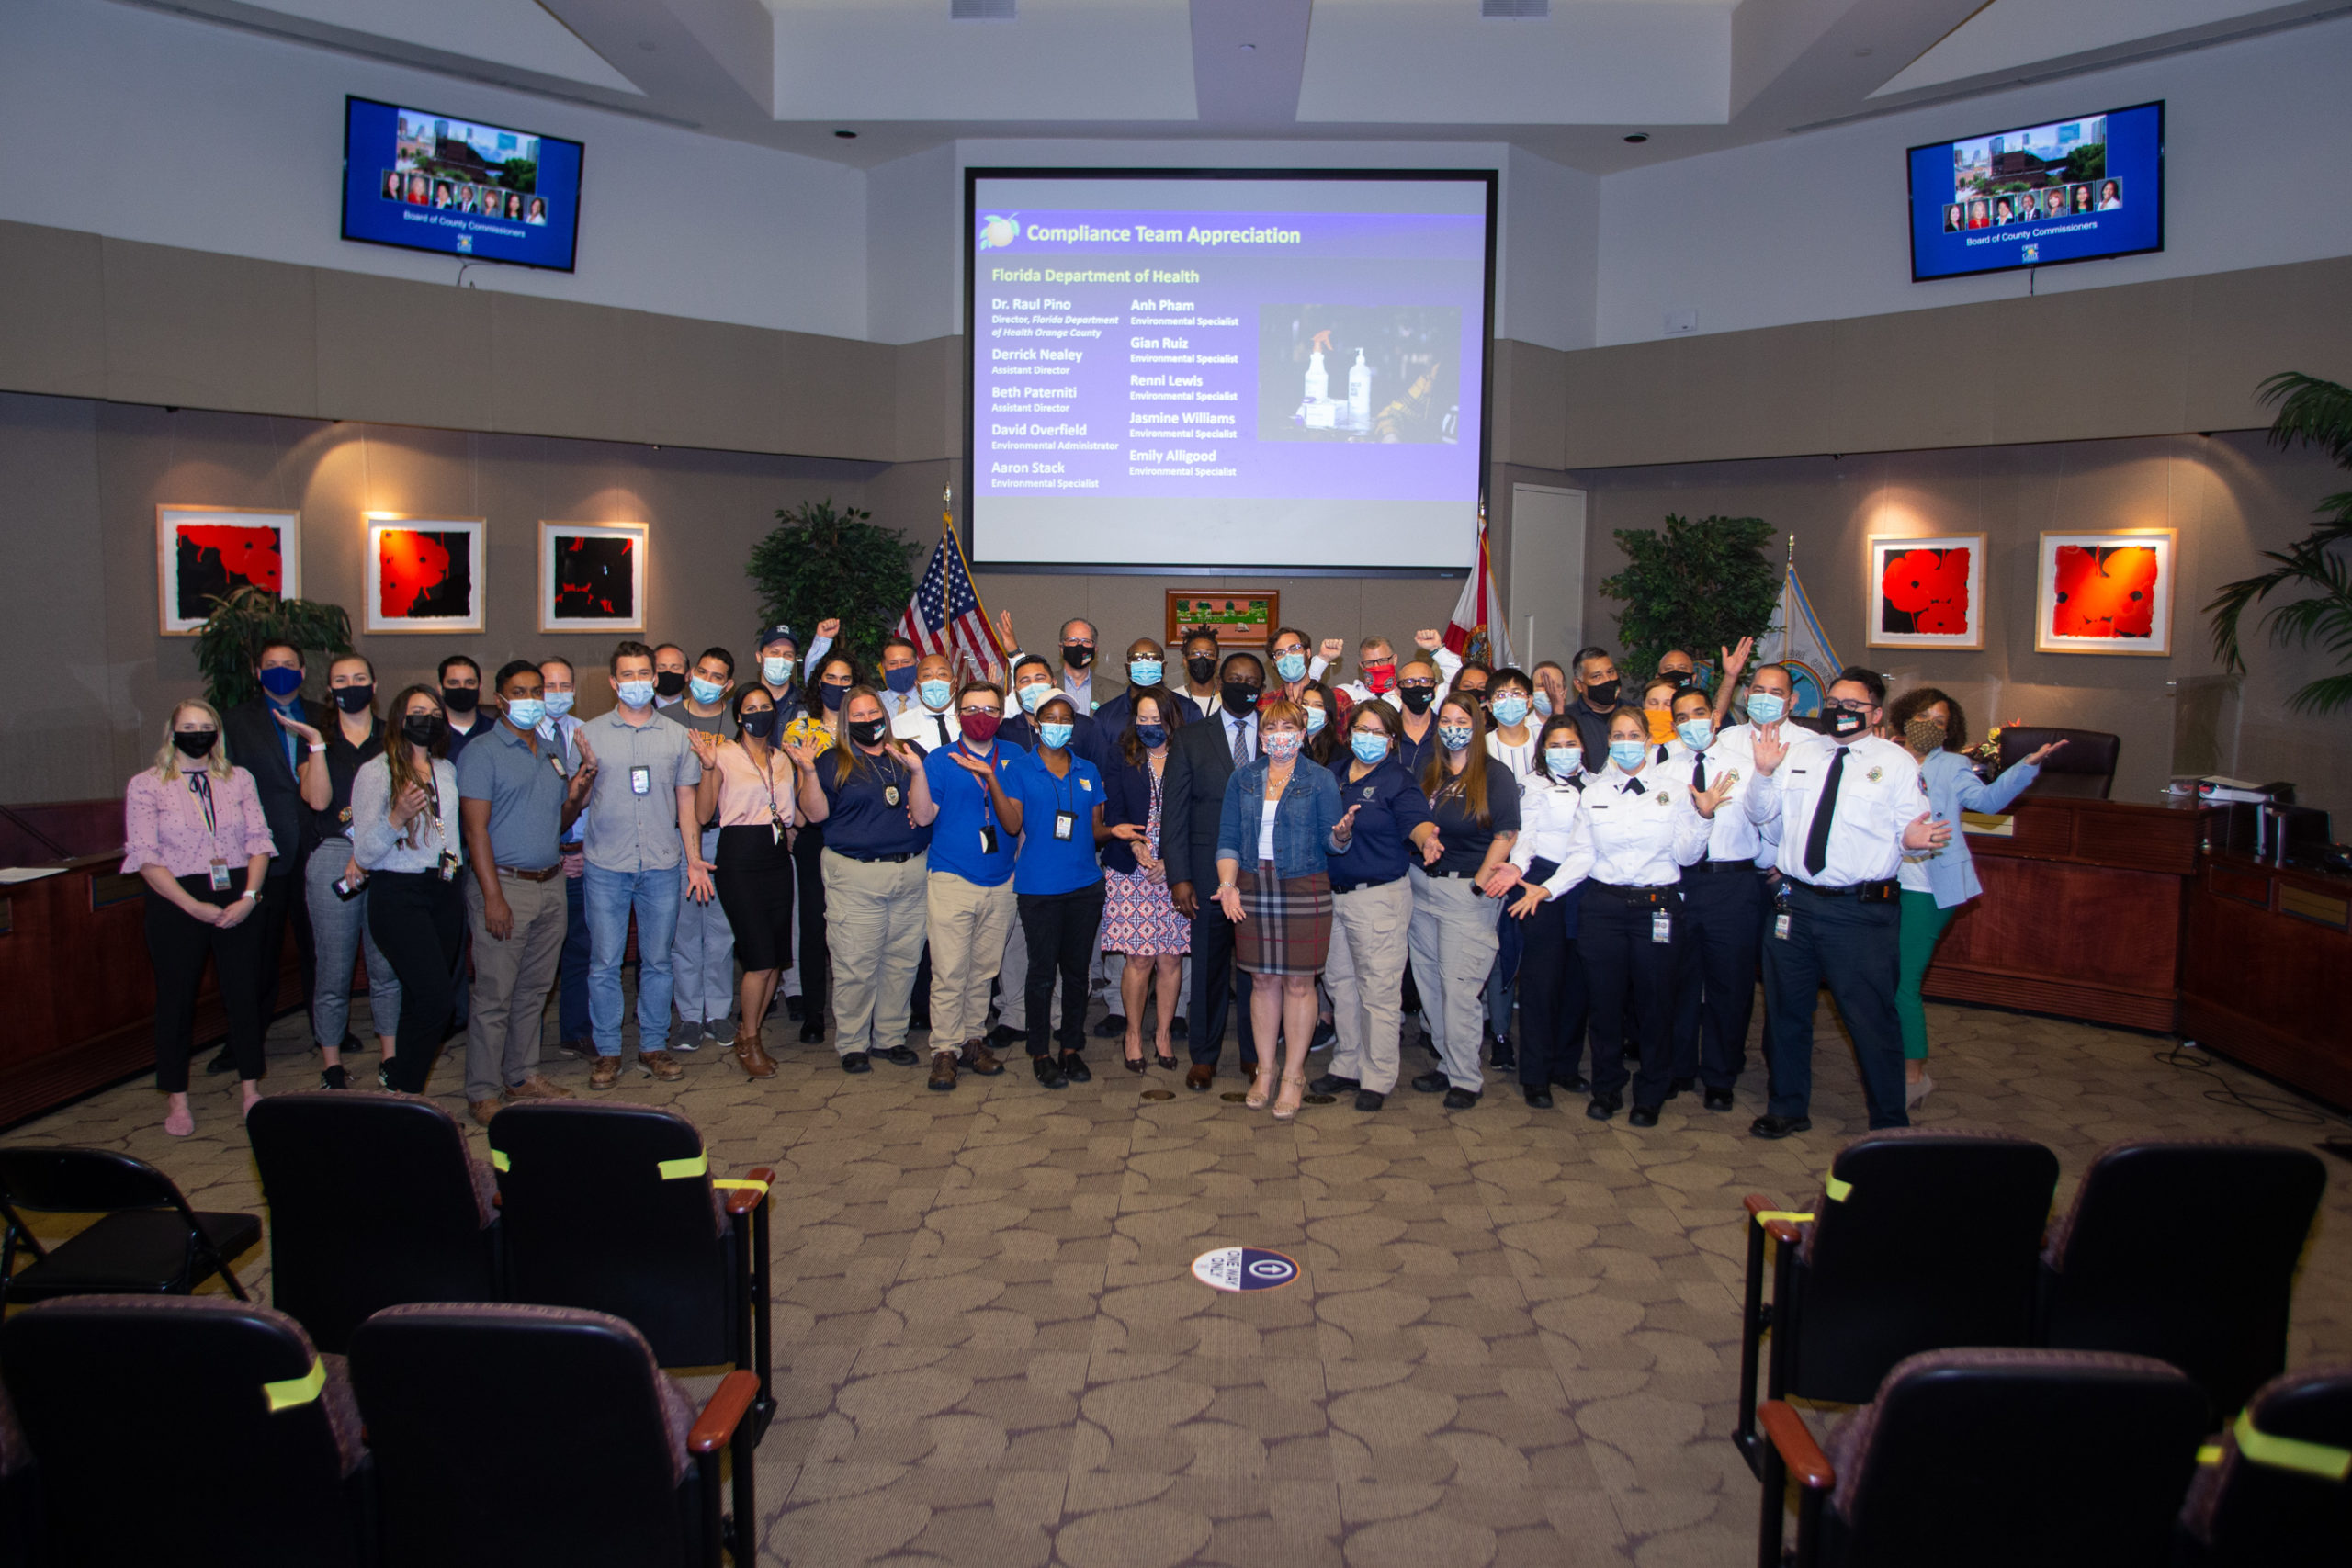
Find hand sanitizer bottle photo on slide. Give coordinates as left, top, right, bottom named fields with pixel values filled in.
left=1348, top=348, right=1372, bottom=427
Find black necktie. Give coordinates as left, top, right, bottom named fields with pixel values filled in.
left=933, top=716, right=949, bottom=746
left=1657, top=743, right=1670, bottom=765
left=1803, top=747, right=1846, bottom=877
left=1691, top=751, right=1707, bottom=793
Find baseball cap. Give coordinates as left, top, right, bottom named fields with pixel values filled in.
left=756, top=623, right=797, bottom=650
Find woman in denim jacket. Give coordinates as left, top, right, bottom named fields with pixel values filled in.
left=1214, top=694, right=1345, bottom=1119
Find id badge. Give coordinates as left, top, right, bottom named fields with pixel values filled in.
left=1774, top=910, right=1792, bottom=942
left=438, top=850, right=460, bottom=883
left=208, top=860, right=232, bottom=892
left=980, top=825, right=999, bottom=855
left=1053, top=810, right=1076, bottom=841
left=1650, top=909, right=1672, bottom=945
left=630, top=766, right=652, bottom=796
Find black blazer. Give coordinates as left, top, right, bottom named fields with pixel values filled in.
left=1093, top=685, right=1191, bottom=744
left=1099, top=752, right=1163, bottom=876
left=1160, top=708, right=1251, bottom=891
left=224, top=695, right=328, bottom=871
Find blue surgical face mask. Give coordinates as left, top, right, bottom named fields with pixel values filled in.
left=1439, top=724, right=1473, bottom=753
left=1274, top=650, right=1307, bottom=682
left=617, top=680, right=655, bottom=710
left=1532, top=691, right=1553, bottom=718
left=1136, top=723, right=1168, bottom=749
left=1017, top=682, right=1048, bottom=714
left=1039, top=721, right=1074, bottom=750
left=1351, top=731, right=1390, bottom=765
left=819, top=682, right=847, bottom=713
left=1676, top=717, right=1714, bottom=751
left=1608, top=739, right=1647, bottom=772
left=1746, top=691, right=1787, bottom=726
left=1489, top=694, right=1530, bottom=728
left=688, top=676, right=726, bottom=706
left=884, top=665, right=918, bottom=694
left=542, top=690, right=575, bottom=718
left=1305, top=706, right=1327, bottom=736
left=1128, top=659, right=1162, bottom=687
left=762, top=654, right=794, bottom=687
left=258, top=666, right=304, bottom=699
left=504, top=697, right=547, bottom=731
left=1544, top=746, right=1581, bottom=777
left=919, top=679, right=952, bottom=710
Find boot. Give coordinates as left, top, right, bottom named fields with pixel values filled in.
left=732, top=1021, right=777, bottom=1080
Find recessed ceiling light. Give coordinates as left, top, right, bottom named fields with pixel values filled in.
left=1239, top=42, right=1255, bottom=51
left=834, top=130, right=857, bottom=139
left=1623, top=132, right=1649, bottom=143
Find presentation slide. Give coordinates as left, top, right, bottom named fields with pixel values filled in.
left=342, top=96, right=583, bottom=272
left=966, top=172, right=1495, bottom=570
left=1909, top=101, right=2163, bottom=282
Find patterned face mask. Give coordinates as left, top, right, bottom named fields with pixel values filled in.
left=1905, top=717, right=1947, bottom=752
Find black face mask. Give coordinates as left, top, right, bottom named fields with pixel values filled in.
left=1583, top=678, right=1621, bottom=710
left=1397, top=687, right=1436, bottom=716
left=440, top=685, right=478, bottom=715
left=402, top=714, right=446, bottom=748
left=849, top=716, right=889, bottom=748
left=1828, top=707, right=1869, bottom=739
left=1061, top=644, right=1093, bottom=670
left=653, top=671, right=687, bottom=698
left=173, top=729, right=219, bottom=759
left=1220, top=682, right=1262, bottom=717
left=333, top=684, right=375, bottom=715
left=1662, top=670, right=1692, bottom=689
left=740, top=709, right=777, bottom=740
left=1186, top=654, right=1217, bottom=684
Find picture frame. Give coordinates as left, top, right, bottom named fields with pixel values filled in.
left=1167, top=590, right=1278, bottom=649
left=364, top=514, right=485, bottom=634
left=1866, top=533, right=1985, bottom=650
left=2035, top=530, right=2177, bottom=656
left=541, top=521, right=648, bottom=635
left=155, top=505, right=301, bottom=635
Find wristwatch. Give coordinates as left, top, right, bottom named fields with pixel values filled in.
left=238, top=888, right=261, bottom=902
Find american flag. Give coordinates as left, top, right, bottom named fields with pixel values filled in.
left=898, top=494, right=1006, bottom=684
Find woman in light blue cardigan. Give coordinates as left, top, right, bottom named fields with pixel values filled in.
left=1888, top=687, right=2064, bottom=1106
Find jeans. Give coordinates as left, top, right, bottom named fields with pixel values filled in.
left=1018, top=883, right=1107, bottom=1056
left=585, top=862, right=683, bottom=1058
left=672, top=827, right=734, bottom=1031
left=306, top=841, right=401, bottom=1048
left=368, top=870, right=465, bottom=1094
left=1762, top=886, right=1908, bottom=1128
left=558, top=871, right=591, bottom=1043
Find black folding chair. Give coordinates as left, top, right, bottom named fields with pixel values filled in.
left=0, top=1293, right=371, bottom=1566
left=350, top=1303, right=759, bottom=1568
left=487, top=1103, right=775, bottom=1440
left=0, top=1145, right=261, bottom=1306
left=1735, top=1130, right=2060, bottom=1476
left=1755, top=1348, right=2208, bottom=1568
left=2176, top=1363, right=2352, bottom=1567
left=2037, top=1139, right=2325, bottom=1421
left=248, top=1090, right=503, bottom=1352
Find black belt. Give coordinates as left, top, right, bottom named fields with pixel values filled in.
left=1589, top=880, right=1679, bottom=897
left=841, top=851, right=916, bottom=864
left=1420, top=867, right=1482, bottom=881
left=1792, top=877, right=1898, bottom=900
left=1332, top=874, right=1403, bottom=894
left=1687, top=859, right=1764, bottom=875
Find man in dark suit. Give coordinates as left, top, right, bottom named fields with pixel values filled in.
left=1093, top=635, right=1191, bottom=741
left=211, top=639, right=328, bottom=1072
left=1160, top=649, right=1267, bottom=1089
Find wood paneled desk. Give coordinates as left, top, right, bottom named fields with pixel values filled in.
left=2180, top=853, right=2350, bottom=1109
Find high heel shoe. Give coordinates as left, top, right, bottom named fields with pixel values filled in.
left=1124, top=1042, right=1147, bottom=1074
left=1272, top=1072, right=1307, bottom=1121
left=1244, top=1064, right=1274, bottom=1110
left=1154, top=1046, right=1177, bottom=1070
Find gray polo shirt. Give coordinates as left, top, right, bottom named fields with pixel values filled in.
left=456, top=718, right=571, bottom=871
left=578, top=708, right=703, bottom=874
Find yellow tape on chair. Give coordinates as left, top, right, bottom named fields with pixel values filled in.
left=658, top=1153, right=709, bottom=1180
left=2233, top=1407, right=2352, bottom=1481
left=1751, top=1211, right=1815, bottom=1227
left=1824, top=1175, right=1853, bottom=1203
left=2196, top=1445, right=2223, bottom=1466
left=491, top=1149, right=510, bottom=1172
left=712, top=1178, right=771, bottom=1198
left=264, top=1358, right=326, bottom=1414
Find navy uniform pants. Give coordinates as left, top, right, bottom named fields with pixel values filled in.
left=1670, top=866, right=1768, bottom=1091
left=1760, top=884, right=1908, bottom=1128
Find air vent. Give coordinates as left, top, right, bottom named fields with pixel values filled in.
left=1482, top=0, right=1548, bottom=17
left=952, top=0, right=1015, bottom=19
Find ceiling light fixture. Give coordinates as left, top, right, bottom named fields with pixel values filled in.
left=834, top=130, right=857, bottom=139
left=1623, top=132, right=1648, bottom=143
left=1239, top=42, right=1256, bottom=51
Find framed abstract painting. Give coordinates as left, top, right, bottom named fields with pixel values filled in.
left=2036, top=530, right=2177, bottom=656
left=1867, top=534, right=1985, bottom=650
left=364, top=515, right=485, bottom=634
left=155, top=505, right=301, bottom=635
left=541, top=521, right=647, bottom=634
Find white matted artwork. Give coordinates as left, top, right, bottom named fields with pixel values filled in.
left=1866, top=533, right=1986, bottom=651
left=2035, top=529, right=2177, bottom=657
left=540, top=521, right=648, bottom=634
left=156, top=505, right=302, bottom=635
left=364, top=514, right=485, bottom=634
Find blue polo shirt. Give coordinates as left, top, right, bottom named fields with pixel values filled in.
left=1323, top=753, right=1436, bottom=892
left=817, top=747, right=932, bottom=859
left=1007, top=750, right=1103, bottom=896
left=922, top=739, right=1026, bottom=886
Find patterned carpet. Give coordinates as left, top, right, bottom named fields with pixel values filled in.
left=7, top=989, right=2346, bottom=1568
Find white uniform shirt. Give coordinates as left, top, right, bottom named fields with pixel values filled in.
left=1509, top=774, right=1595, bottom=896
left=892, top=704, right=960, bottom=750
left=1569, top=764, right=1711, bottom=886
left=1747, top=733, right=1921, bottom=886
left=1660, top=726, right=1768, bottom=865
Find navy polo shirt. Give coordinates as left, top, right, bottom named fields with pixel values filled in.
left=1323, top=754, right=1436, bottom=892
left=1007, top=750, right=1104, bottom=896
left=816, top=747, right=931, bottom=859
left=922, top=739, right=1026, bottom=887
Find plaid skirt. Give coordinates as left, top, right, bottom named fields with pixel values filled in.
left=1235, top=863, right=1333, bottom=976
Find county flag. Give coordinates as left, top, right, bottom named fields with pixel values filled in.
left=1755, top=552, right=1842, bottom=717
left=899, top=495, right=1006, bottom=683
left=1442, top=506, right=1514, bottom=670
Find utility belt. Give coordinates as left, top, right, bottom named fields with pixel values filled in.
left=1791, top=877, right=1899, bottom=904
left=1588, top=881, right=1679, bottom=910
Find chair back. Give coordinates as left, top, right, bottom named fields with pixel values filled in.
left=0, top=1295, right=364, bottom=1566
left=248, top=1091, right=501, bottom=1353
left=488, top=1103, right=733, bottom=1367
left=1997, top=726, right=2119, bottom=798
left=1787, top=1132, right=2060, bottom=1404
left=2040, top=1140, right=2324, bottom=1420
left=349, top=1303, right=699, bottom=1568
left=0, top=1146, right=186, bottom=1217
left=2181, top=1365, right=2352, bottom=1567
left=1829, top=1348, right=2207, bottom=1568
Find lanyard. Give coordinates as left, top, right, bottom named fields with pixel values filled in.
left=188, top=773, right=219, bottom=843
left=748, top=743, right=786, bottom=824
left=958, top=742, right=997, bottom=829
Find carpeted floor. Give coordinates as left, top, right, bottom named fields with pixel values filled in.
left=6, top=987, right=2346, bottom=1568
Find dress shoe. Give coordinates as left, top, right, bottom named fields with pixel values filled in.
left=1033, top=1055, right=1067, bottom=1089
left=1093, top=1013, right=1126, bottom=1039
left=1410, top=1070, right=1449, bottom=1094
left=1586, top=1094, right=1622, bottom=1122
left=1667, top=1076, right=1695, bottom=1098
left=797, top=1022, right=828, bottom=1045
left=555, top=1037, right=597, bottom=1061
left=1170, top=1016, right=1189, bottom=1040
left=1749, top=1113, right=1813, bottom=1140
left=1490, top=1040, right=1516, bottom=1070
left=205, top=1049, right=235, bottom=1076
left=1442, top=1087, right=1480, bottom=1110
left=840, top=1052, right=871, bottom=1074
left=1418, top=1030, right=1439, bottom=1058
left=875, top=1044, right=921, bottom=1067
left=988, top=1023, right=1024, bottom=1047
left=589, top=1056, right=620, bottom=1091
left=960, top=1040, right=1005, bottom=1077
left=319, top=1065, right=349, bottom=1090
left=785, top=995, right=804, bottom=1021
left=469, top=1098, right=499, bottom=1125
left=1310, top=1020, right=1337, bottom=1050
left=1059, top=1052, right=1092, bottom=1084
left=637, top=1051, right=685, bottom=1082
left=1905, top=1073, right=1935, bottom=1108
left=1523, top=1087, right=1554, bottom=1110
left=1353, top=1089, right=1385, bottom=1112
left=503, top=1074, right=572, bottom=1101
left=1628, top=1104, right=1660, bottom=1129
left=1552, top=1071, right=1589, bottom=1093
left=928, top=1052, right=957, bottom=1092
left=1184, top=1063, right=1216, bottom=1092
left=730, top=1029, right=778, bottom=1080
left=1309, top=1072, right=1359, bottom=1096
left=1704, top=1087, right=1736, bottom=1112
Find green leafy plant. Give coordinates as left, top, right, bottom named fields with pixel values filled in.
left=2206, top=371, right=2352, bottom=716
left=1599, top=513, right=1779, bottom=681
left=194, top=585, right=354, bottom=711
left=744, top=499, right=915, bottom=674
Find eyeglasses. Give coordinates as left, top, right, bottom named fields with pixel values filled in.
left=957, top=706, right=1000, bottom=717
left=1822, top=699, right=1872, bottom=714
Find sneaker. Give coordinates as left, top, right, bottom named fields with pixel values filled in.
left=319, top=1064, right=349, bottom=1091
left=929, top=1052, right=958, bottom=1092
left=1310, top=1020, right=1337, bottom=1050
left=1704, top=1087, right=1736, bottom=1111
left=1059, top=1052, right=1091, bottom=1085
left=1410, top=1070, right=1449, bottom=1094
left=555, top=1037, right=597, bottom=1061
left=1032, top=1055, right=1067, bottom=1089
left=669, top=1021, right=704, bottom=1053
left=875, top=1044, right=921, bottom=1067
left=378, top=1062, right=395, bottom=1089
left=469, top=1099, right=500, bottom=1126
left=503, top=1074, right=573, bottom=1101
left=840, top=1052, right=871, bottom=1074
left=1092, top=1014, right=1125, bottom=1039
left=589, top=1056, right=620, bottom=1091
left=1308, top=1072, right=1359, bottom=1096
left=637, top=1051, right=685, bottom=1082
left=960, top=1040, right=1005, bottom=1077
left=1490, top=1040, right=1516, bottom=1071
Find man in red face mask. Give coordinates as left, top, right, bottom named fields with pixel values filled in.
left=916, top=681, right=1023, bottom=1090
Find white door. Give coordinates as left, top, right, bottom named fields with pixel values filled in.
left=1508, top=484, right=1586, bottom=668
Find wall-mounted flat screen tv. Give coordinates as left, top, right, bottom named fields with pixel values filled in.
left=342, top=96, right=582, bottom=271
left=1909, top=100, right=2162, bottom=282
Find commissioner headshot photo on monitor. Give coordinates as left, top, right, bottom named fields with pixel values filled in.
left=340, top=96, right=582, bottom=272
left=1906, top=101, right=2164, bottom=283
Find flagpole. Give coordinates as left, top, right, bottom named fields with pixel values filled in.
left=941, top=484, right=1009, bottom=671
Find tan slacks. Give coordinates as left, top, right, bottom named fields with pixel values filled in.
left=464, top=872, right=566, bottom=1103
left=1326, top=876, right=1413, bottom=1094
left=820, top=849, right=929, bottom=1057
left=925, top=870, right=1018, bottom=1047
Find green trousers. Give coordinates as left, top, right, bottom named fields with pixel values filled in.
left=1895, top=890, right=1954, bottom=1061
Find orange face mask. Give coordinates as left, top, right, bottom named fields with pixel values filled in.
left=1645, top=708, right=1677, bottom=744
